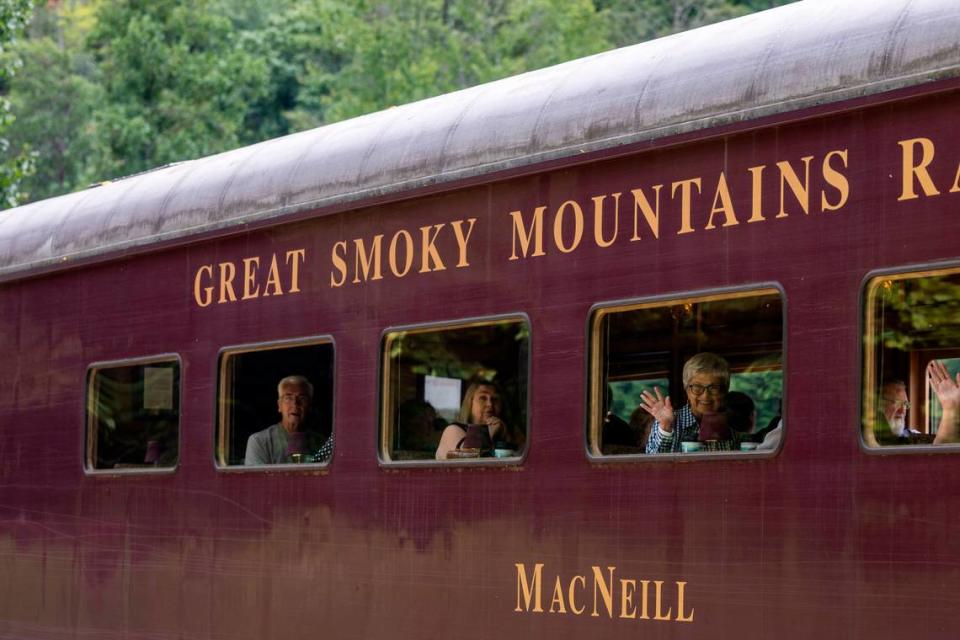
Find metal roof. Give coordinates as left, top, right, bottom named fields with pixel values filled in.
left=3, top=0, right=959, bottom=281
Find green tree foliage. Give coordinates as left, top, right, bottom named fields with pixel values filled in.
left=255, top=0, right=610, bottom=131
left=86, top=0, right=271, bottom=178
left=5, top=0, right=794, bottom=206
left=8, top=36, right=101, bottom=200
left=0, top=0, right=36, bottom=207
left=599, top=0, right=795, bottom=46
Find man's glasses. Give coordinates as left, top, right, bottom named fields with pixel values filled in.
left=687, top=383, right=725, bottom=396
left=882, top=397, right=911, bottom=409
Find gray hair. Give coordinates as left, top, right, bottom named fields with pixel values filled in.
left=277, top=375, right=314, bottom=398
left=881, top=378, right=906, bottom=394
left=682, top=353, right=730, bottom=389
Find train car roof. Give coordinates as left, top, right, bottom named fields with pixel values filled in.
left=2, top=0, right=960, bottom=281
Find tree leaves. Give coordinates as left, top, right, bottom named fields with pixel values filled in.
left=0, top=0, right=35, bottom=208
left=3, top=0, right=794, bottom=208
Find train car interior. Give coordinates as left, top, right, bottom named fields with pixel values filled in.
left=216, top=339, right=335, bottom=466
left=589, top=288, right=784, bottom=456
left=863, top=266, right=960, bottom=446
left=85, top=356, right=181, bottom=471
left=379, top=316, right=529, bottom=463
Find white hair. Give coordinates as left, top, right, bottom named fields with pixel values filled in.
left=277, top=375, right=314, bottom=398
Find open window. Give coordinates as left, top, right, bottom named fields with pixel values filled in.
left=216, top=337, right=335, bottom=468
left=588, top=288, right=784, bottom=457
left=862, top=267, right=960, bottom=449
left=380, top=316, right=529, bottom=464
left=85, top=356, right=180, bottom=472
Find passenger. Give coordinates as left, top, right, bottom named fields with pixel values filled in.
left=725, top=391, right=756, bottom=437
left=245, top=375, right=333, bottom=464
left=754, top=400, right=782, bottom=443
left=756, top=418, right=782, bottom=451
left=870, top=378, right=928, bottom=445
left=435, top=381, right=522, bottom=459
left=642, top=353, right=736, bottom=453
left=397, top=399, right=441, bottom=453
left=872, top=362, right=960, bottom=446
left=600, top=405, right=651, bottom=453
left=928, top=360, right=960, bottom=443
left=630, top=405, right=654, bottom=450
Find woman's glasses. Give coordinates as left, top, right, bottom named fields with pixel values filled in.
left=686, top=383, right=725, bottom=396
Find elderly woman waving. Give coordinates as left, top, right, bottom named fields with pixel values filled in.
left=641, top=353, right=733, bottom=453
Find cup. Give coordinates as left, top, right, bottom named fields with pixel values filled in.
left=493, top=448, right=515, bottom=458
left=680, top=441, right=702, bottom=453
left=739, top=442, right=759, bottom=452
left=290, top=453, right=314, bottom=463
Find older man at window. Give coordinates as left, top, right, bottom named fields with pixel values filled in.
left=245, top=375, right=334, bottom=464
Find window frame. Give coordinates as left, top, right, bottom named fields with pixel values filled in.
left=378, top=313, right=532, bottom=468
left=214, top=334, right=336, bottom=472
left=860, top=262, right=960, bottom=455
left=586, top=284, right=786, bottom=462
left=83, top=353, right=182, bottom=476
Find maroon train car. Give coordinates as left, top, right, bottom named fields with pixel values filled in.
left=3, top=2, right=960, bottom=638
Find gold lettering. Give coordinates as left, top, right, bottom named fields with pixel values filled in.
left=671, top=178, right=701, bottom=235
left=705, top=171, right=738, bottom=229
left=193, top=265, right=214, bottom=307
left=450, top=218, right=477, bottom=267
left=630, top=185, right=662, bottom=240
left=285, top=249, right=305, bottom=293
left=821, top=149, right=849, bottom=212
left=330, top=241, right=348, bottom=288
left=653, top=580, right=672, bottom=621
left=675, top=581, right=694, bottom=623
left=951, top=162, right=960, bottom=193
left=898, top=137, right=941, bottom=201
left=217, top=261, right=237, bottom=304
left=263, top=254, right=283, bottom=296
left=515, top=563, right=544, bottom=613
left=568, top=576, right=585, bottom=615
left=241, top=257, right=260, bottom=300
left=553, top=200, right=584, bottom=253
left=388, top=230, right=414, bottom=278
left=619, top=579, right=637, bottom=619
left=747, top=165, right=766, bottom=222
left=592, top=193, right=621, bottom=248
left=353, top=235, right=384, bottom=283
left=549, top=577, right=567, bottom=614
left=639, top=580, right=651, bottom=620
left=509, top=207, right=546, bottom=260
left=777, top=155, right=813, bottom=217
left=590, top=566, right=615, bottom=618
left=419, top=224, right=447, bottom=273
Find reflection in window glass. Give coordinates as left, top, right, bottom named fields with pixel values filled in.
left=589, top=289, right=783, bottom=456
left=217, top=339, right=335, bottom=467
left=380, top=317, right=529, bottom=463
left=863, top=268, right=960, bottom=447
left=86, top=358, right=180, bottom=470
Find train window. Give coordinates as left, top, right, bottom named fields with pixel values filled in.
left=379, top=316, right=529, bottom=464
left=216, top=337, right=335, bottom=468
left=85, top=356, right=181, bottom=472
left=862, top=268, right=960, bottom=448
left=588, top=288, right=784, bottom=457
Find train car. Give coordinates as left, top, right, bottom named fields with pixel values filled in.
left=2, top=1, right=960, bottom=638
